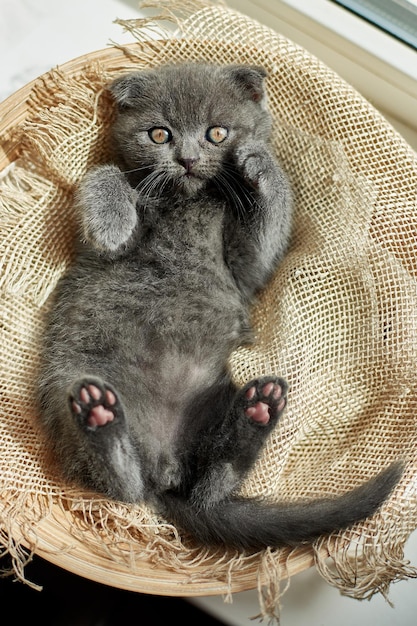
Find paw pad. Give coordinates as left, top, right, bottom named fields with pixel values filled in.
left=244, top=378, right=287, bottom=425
left=71, top=381, right=118, bottom=429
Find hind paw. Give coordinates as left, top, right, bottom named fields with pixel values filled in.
left=70, top=379, right=121, bottom=430
left=243, top=377, right=287, bottom=425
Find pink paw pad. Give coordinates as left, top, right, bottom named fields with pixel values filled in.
left=244, top=380, right=286, bottom=425
left=72, top=383, right=117, bottom=428
left=245, top=402, right=270, bottom=424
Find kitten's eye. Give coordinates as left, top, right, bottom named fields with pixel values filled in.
left=206, top=126, right=228, bottom=144
left=148, top=127, right=172, bottom=144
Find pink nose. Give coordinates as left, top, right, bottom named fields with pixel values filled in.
left=179, top=158, right=198, bottom=173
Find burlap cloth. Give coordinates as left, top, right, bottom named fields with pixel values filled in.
left=1, top=1, right=416, bottom=620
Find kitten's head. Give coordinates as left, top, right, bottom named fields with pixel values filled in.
left=109, top=63, right=272, bottom=199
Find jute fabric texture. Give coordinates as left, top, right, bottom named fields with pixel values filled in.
left=0, top=1, right=416, bottom=620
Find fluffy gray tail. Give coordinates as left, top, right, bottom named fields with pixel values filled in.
left=161, top=462, right=402, bottom=550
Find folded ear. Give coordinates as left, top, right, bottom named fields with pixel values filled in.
left=223, top=65, right=268, bottom=103
left=109, top=72, right=150, bottom=109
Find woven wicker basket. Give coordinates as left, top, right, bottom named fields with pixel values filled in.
left=1, top=2, right=417, bottom=619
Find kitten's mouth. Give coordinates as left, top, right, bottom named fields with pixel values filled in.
left=180, top=170, right=203, bottom=182
left=175, top=172, right=205, bottom=197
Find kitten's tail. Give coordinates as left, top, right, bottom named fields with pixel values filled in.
left=161, top=462, right=403, bottom=550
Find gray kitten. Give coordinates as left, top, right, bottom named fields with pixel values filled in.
left=37, top=63, right=401, bottom=550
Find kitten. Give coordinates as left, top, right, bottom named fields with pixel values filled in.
left=37, top=63, right=401, bottom=550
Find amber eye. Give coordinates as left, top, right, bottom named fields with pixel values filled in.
left=148, top=127, right=172, bottom=144
left=206, top=126, right=228, bottom=144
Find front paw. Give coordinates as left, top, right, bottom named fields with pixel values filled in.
left=77, top=164, right=138, bottom=253
left=234, top=142, right=275, bottom=190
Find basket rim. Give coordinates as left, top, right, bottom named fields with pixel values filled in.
left=0, top=42, right=169, bottom=169
left=2, top=498, right=319, bottom=594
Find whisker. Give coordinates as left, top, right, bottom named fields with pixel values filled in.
left=137, top=169, right=159, bottom=191
left=157, top=172, right=172, bottom=196
left=221, top=163, right=261, bottom=215
left=120, top=159, right=259, bottom=218
left=213, top=164, right=259, bottom=222
left=139, top=168, right=175, bottom=207
left=120, top=164, right=156, bottom=175
left=135, top=170, right=163, bottom=205
left=213, top=173, right=245, bottom=221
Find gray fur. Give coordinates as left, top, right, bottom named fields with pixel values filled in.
left=37, top=63, right=402, bottom=550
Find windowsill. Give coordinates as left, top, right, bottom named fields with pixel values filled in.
left=226, top=0, right=417, bottom=149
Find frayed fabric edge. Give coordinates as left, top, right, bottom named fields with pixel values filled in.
left=313, top=533, right=417, bottom=604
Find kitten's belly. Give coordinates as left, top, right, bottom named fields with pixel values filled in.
left=53, top=255, right=247, bottom=377
left=84, top=258, right=245, bottom=347
left=145, top=289, right=245, bottom=347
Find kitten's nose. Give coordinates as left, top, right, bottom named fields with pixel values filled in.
left=179, top=157, right=198, bottom=173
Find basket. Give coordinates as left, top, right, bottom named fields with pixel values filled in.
left=1, top=1, right=416, bottom=620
